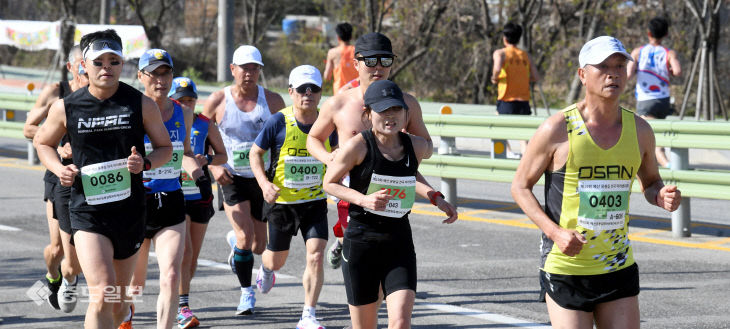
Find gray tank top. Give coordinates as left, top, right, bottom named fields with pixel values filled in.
left=219, top=85, right=271, bottom=177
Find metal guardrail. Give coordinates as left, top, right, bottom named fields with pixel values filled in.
left=421, top=113, right=730, bottom=238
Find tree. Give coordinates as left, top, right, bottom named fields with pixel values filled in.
left=126, top=0, right=180, bottom=49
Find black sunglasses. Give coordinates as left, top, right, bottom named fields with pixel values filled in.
left=294, top=83, right=322, bottom=94
left=356, top=56, right=394, bottom=67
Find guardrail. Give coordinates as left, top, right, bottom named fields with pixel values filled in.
left=420, top=113, right=730, bottom=238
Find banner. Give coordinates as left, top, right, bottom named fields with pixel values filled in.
left=0, top=20, right=149, bottom=59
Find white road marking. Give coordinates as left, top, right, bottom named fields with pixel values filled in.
left=418, top=302, right=551, bottom=328
left=0, top=224, right=21, bottom=231
left=149, top=252, right=296, bottom=279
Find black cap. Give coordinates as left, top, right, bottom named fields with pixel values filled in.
left=364, top=80, right=408, bottom=113
left=355, top=32, right=394, bottom=57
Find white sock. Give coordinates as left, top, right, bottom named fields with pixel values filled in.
left=123, top=305, right=133, bottom=322
left=241, top=286, right=254, bottom=293
left=302, top=305, right=316, bottom=318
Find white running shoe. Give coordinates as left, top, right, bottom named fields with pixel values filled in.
left=58, top=277, right=78, bottom=313
left=296, top=315, right=325, bottom=329
left=255, top=264, right=275, bottom=294
left=226, top=230, right=237, bottom=274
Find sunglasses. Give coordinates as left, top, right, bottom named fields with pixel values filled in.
left=294, top=83, right=322, bottom=94
left=356, top=56, right=394, bottom=67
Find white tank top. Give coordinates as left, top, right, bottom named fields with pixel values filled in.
left=219, top=85, right=271, bottom=177
left=635, top=44, right=671, bottom=101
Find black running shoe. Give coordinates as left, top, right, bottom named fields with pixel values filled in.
left=43, top=275, right=62, bottom=310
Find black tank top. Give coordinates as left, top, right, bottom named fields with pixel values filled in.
left=43, top=81, right=75, bottom=184
left=348, top=130, right=418, bottom=221
left=64, top=82, right=146, bottom=211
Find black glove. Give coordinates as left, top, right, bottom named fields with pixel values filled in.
left=195, top=175, right=213, bottom=204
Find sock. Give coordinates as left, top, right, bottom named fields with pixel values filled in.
left=302, top=305, right=316, bottom=318
left=179, top=294, right=189, bottom=308
left=123, top=305, right=133, bottom=322
left=233, top=247, right=254, bottom=288
left=262, top=265, right=274, bottom=276
left=241, top=286, right=254, bottom=294
left=46, top=273, right=61, bottom=284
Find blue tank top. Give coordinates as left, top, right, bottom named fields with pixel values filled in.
left=143, top=101, right=186, bottom=193
left=182, top=114, right=211, bottom=200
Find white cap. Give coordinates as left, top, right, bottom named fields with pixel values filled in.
left=289, top=65, right=322, bottom=88
left=83, top=39, right=124, bottom=60
left=232, top=45, right=264, bottom=66
left=578, top=36, right=633, bottom=68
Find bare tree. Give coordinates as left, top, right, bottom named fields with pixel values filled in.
left=390, top=0, right=449, bottom=80
left=565, top=0, right=606, bottom=104
left=126, top=0, right=179, bottom=49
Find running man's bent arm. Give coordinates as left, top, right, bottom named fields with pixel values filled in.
left=265, top=90, right=286, bottom=114
left=205, top=118, right=227, bottom=165
left=323, top=48, right=336, bottom=82
left=491, top=50, right=504, bottom=84
left=511, top=114, right=586, bottom=256
left=634, top=117, right=681, bottom=211
left=142, top=96, right=173, bottom=168
left=668, top=49, right=682, bottom=77
left=627, top=48, right=640, bottom=81
left=34, top=99, right=69, bottom=178
left=181, top=103, right=204, bottom=180
left=307, top=98, right=338, bottom=164
left=403, top=93, right=433, bottom=158
left=24, top=84, right=61, bottom=139
left=202, top=91, right=224, bottom=124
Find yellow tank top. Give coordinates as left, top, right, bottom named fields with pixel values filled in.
left=497, top=46, right=531, bottom=101
left=541, top=105, right=641, bottom=275
left=272, top=109, right=330, bottom=204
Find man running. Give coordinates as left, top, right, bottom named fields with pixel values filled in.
left=491, top=22, right=540, bottom=157
left=169, top=77, right=227, bottom=328
left=24, top=45, right=88, bottom=312
left=511, top=36, right=681, bottom=329
left=33, top=29, right=172, bottom=329
left=307, top=32, right=434, bottom=270
left=627, top=16, right=681, bottom=168
left=250, top=65, right=334, bottom=329
left=126, top=48, right=207, bottom=329
left=202, top=45, right=285, bottom=315
left=323, top=22, right=358, bottom=95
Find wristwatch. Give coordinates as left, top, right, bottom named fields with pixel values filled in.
left=143, top=157, right=152, bottom=171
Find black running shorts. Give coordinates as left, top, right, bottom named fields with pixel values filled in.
left=185, top=199, right=215, bottom=224
left=44, top=180, right=56, bottom=202
left=637, top=97, right=672, bottom=119
left=144, top=190, right=186, bottom=239
left=53, top=184, right=72, bottom=234
left=220, top=175, right=264, bottom=222
left=264, top=199, right=328, bottom=252
left=342, top=217, right=417, bottom=306
left=540, top=263, right=640, bottom=312
left=497, top=100, right=532, bottom=115
left=70, top=204, right=146, bottom=260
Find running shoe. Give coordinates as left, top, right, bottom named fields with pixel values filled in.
left=177, top=306, right=200, bottom=328
left=118, top=304, right=134, bottom=329
left=58, top=277, right=78, bottom=313
left=255, top=264, right=275, bottom=294
left=326, top=239, right=343, bottom=269
left=296, top=315, right=325, bottom=329
left=42, top=275, right=62, bottom=310
left=226, top=230, right=237, bottom=274
left=236, top=290, right=255, bottom=315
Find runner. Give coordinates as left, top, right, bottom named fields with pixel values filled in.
left=168, top=77, right=227, bottom=329
left=24, top=44, right=88, bottom=312
left=491, top=22, right=540, bottom=157
left=126, top=49, right=205, bottom=329
left=249, top=65, right=334, bottom=329
left=337, top=78, right=359, bottom=94
left=323, top=22, right=358, bottom=95
left=202, top=45, right=285, bottom=315
left=323, top=80, right=457, bottom=329
left=33, top=29, right=173, bottom=328
left=511, top=36, right=681, bottom=329
left=627, top=16, right=681, bottom=168
left=308, top=32, right=433, bottom=272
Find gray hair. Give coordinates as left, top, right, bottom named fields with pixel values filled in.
left=67, top=45, right=82, bottom=63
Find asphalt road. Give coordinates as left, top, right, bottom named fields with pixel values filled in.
left=1, top=138, right=730, bottom=328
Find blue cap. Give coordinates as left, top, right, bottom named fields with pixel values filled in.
left=364, top=80, right=408, bottom=113
left=138, top=48, right=173, bottom=72
left=168, top=77, right=198, bottom=100
left=78, top=63, right=85, bottom=75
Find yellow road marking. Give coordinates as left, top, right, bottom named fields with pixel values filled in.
left=0, top=161, right=44, bottom=171
left=697, top=236, right=730, bottom=247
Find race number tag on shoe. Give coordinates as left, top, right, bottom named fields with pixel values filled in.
left=577, top=180, right=630, bottom=231
left=365, top=173, right=416, bottom=218
left=232, top=142, right=269, bottom=174
left=143, top=141, right=183, bottom=179
left=283, top=156, right=324, bottom=188
left=81, top=159, right=131, bottom=205
left=181, top=170, right=199, bottom=196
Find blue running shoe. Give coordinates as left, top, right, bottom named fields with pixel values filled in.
left=236, top=290, right=255, bottom=315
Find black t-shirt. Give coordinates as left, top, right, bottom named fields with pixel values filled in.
left=64, top=82, right=146, bottom=211
left=348, top=130, right=418, bottom=222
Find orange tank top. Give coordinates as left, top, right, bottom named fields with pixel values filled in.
left=333, top=45, right=358, bottom=94
left=497, top=46, right=531, bottom=101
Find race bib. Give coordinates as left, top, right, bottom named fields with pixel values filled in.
left=80, top=159, right=131, bottom=205
left=577, top=180, right=630, bottom=231
left=232, top=142, right=269, bottom=174
left=181, top=170, right=199, bottom=196
left=365, top=173, right=416, bottom=218
left=143, top=141, right=184, bottom=179
left=283, top=156, right=324, bottom=188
